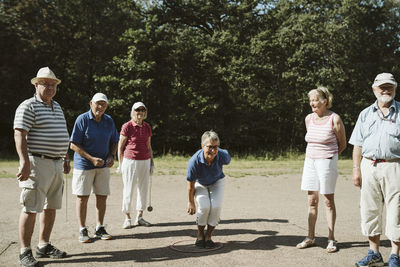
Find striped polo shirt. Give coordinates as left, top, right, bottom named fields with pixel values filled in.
left=13, top=95, right=69, bottom=157
left=305, top=112, right=338, bottom=159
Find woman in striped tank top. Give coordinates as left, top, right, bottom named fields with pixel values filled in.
left=296, top=87, right=347, bottom=253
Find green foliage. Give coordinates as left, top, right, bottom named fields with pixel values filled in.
left=1, top=0, right=400, bottom=156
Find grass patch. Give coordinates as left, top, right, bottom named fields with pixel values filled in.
left=0, top=157, right=354, bottom=179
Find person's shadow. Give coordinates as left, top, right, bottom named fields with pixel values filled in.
left=39, top=218, right=389, bottom=265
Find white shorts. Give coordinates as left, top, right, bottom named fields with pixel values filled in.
left=72, top=168, right=110, bottom=196
left=301, top=154, right=338, bottom=194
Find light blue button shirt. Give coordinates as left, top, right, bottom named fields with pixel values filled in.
left=349, top=100, right=400, bottom=160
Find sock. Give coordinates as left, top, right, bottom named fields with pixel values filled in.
left=38, top=242, right=49, bottom=249
left=20, top=247, right=31, bottom=254
left=96, top=225, right=104, bottom=231
left=80, top=226, right=87, bottom=231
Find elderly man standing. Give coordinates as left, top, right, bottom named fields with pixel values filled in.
left=70, top=93, right=119, bottom=243
left=350, top=73, right=400, bottom=267
left=14, top=67, right=70, bottom=267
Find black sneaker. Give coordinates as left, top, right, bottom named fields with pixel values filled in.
left=19, top=249, right=38, bottom=267
left=35, top=243, right=67, bottom=259
left=205, top=240, right=217, bottom=249
left=79, top=227, right=91, bottom=243
left=94, top=226, right=112, bottom=240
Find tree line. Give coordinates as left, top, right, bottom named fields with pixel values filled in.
left=1, top=0, right=399, bottom=158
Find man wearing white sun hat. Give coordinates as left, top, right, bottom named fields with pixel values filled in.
left=14, top=67, right=70, bottom=266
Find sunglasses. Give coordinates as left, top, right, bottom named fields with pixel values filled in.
left=135, top=108, right=146, bottom=112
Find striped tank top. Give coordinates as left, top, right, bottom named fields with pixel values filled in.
left=305, top=112, right=338, bottom=159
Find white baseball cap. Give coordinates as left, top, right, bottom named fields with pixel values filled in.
left=31, top=67, right=61, bottom=85
left=91, top=93, right=108, bottom=103
left=131, top=102, right=146, bottom=111
left=372, top=73, right=397, bottom=88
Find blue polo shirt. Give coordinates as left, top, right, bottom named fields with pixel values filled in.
left=187, top=148, right=231, bottom=186
left=349, top=100, right=400, bottom=160
left=70, top=110, right=119, bottom=170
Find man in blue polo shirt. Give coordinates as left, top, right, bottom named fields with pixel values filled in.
left=70, top=93, right=119, bottom=243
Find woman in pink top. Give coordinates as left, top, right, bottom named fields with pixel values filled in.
left=296, top=87, right=346, bottom=253
left=118, top=102, right=154, bottom=229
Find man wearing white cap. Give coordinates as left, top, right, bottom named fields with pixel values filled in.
left=14, top=67, right=70, bottom=266
left=350, top=73, right=400, bottom=267
left=70, top=93, right=119, bottom=243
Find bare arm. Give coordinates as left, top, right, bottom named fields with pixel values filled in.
left=187, top=181, right=196, bottom=215
left=70, top=142, right=104, bottom=167
left=117, top=135, right=128, bottom=167
left=105, top=141, right=118, bottom=168
left=352, top=145, right=362, bottom=188
left=14, top=129, right=30, bottom=181
left=333, top=114, right=347, bottom=154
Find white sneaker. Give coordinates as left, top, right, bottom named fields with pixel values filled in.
left=122, top=219, right=132, bottom=229
left=134, top=217, right=151, bottom=227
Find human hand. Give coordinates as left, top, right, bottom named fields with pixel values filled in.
left=16, top=161, right=30, bottom=181
left=187, top=202, right=196, bottom=215
left=92, top=157, right=105, bottom=167
left=105, top=155, right=114, bottom=168
left=116, top=166, right=121, bottom=173
left=352, top=167, right=362, bottom=188
left=63, top=160, right=71, bottom=174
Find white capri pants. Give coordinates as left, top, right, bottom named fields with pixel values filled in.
left=195, top=178, right=225, bottom=227
left=121, top=158, right=150, bottom=214
left=360, top=158, right=400, bottom=241
left=301, top=154, right=338, bottom=194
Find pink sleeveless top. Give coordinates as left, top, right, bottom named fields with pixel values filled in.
left=305, top=112, right=338, bottom=159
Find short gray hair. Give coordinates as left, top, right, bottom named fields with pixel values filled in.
left=201, top=130, right=220, bottom=145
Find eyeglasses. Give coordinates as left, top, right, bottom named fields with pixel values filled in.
left=135, top=108, right=146, bottom=112
left=377, top=110, right=396, bottom=123
left=205, top=145, right=219, bottom=150
left=38, top=82, right=57, bottom=87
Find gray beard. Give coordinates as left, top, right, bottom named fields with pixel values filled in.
left=375, top=94, right=394, bottom=104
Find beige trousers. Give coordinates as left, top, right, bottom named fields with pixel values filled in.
left=360, top=158, right=400, bottom=242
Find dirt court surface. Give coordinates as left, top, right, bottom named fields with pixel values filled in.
left=0, top=167, right=394, bottom=267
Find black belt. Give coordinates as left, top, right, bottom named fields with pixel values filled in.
left=29, top=153, right=62, bottom=160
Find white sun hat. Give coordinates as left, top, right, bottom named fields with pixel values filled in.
left=31, top=67, right=61, bottom=85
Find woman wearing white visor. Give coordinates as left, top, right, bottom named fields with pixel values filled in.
left=118, top=102, right=154, bottom=229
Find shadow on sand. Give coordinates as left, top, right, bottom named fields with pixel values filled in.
left=38, top=218, right=391, bottom=265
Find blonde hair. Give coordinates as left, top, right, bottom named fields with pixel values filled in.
left=308, top=86, right=333, bottom=109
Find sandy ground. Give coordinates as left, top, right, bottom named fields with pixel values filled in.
left=0, top=167, right=394, bottom=267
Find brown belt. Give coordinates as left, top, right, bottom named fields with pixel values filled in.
left=365, top=157, right=400, bottom=166
left=29, top=153, right=63, bottom=160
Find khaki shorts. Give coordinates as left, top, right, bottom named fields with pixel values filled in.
left=72, top=168, right=110, bottom=196
left=19, top=155, right=64, bottom=213
left=360, top=158, right=400, bottom=241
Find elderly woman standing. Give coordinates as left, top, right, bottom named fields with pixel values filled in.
left=296, top=87, right=346, bottom=253
left=118, top=102, right=154, bottom=229
left=187, top=131, right=231, bottom=248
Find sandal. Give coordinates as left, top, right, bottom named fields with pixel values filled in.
left=296, top=238, right=315, bottom=249
left=326, top=240, right=338, bottom=253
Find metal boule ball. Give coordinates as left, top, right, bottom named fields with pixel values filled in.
left=147, top=206, right=153, bottom=212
